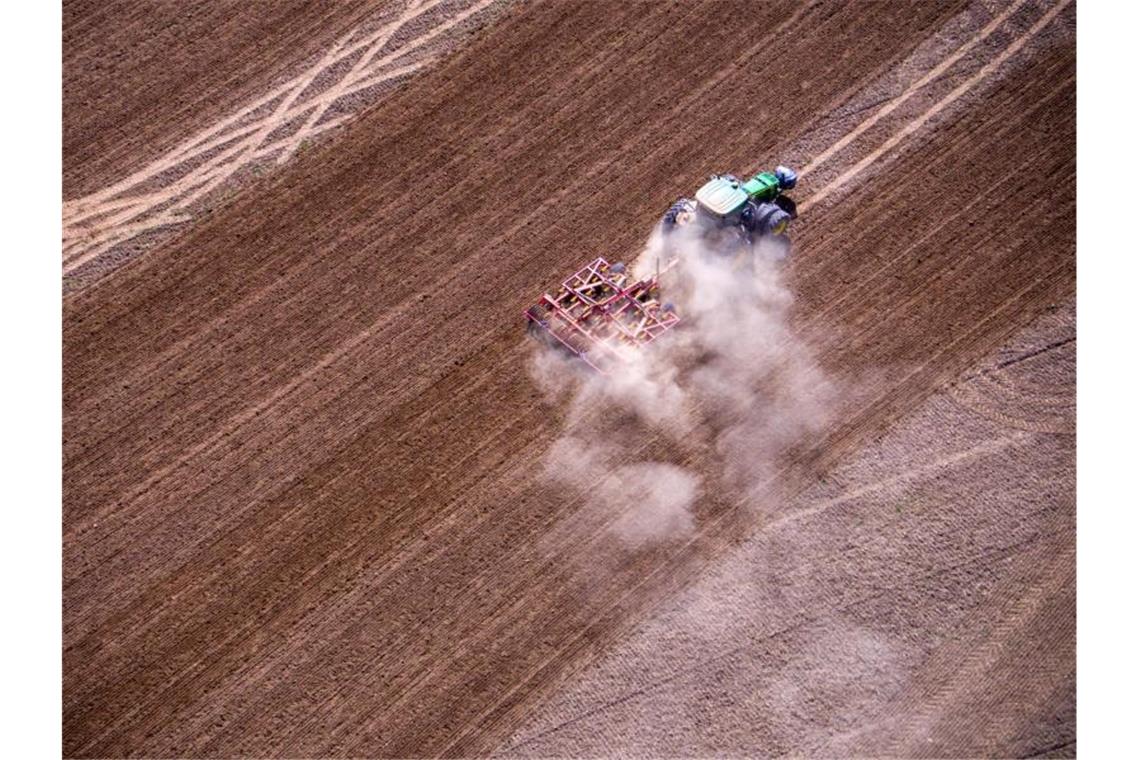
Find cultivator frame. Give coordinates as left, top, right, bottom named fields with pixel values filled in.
left=524, top=257, right=680, bottom=372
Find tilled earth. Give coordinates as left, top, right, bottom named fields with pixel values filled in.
left=63, top=0, right=1076, bottom=756
left=503, top=303, right=1075, bottom=758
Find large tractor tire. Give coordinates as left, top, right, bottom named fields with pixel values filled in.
left=775, top=194, right=798, bottom=220
left=744, top=201, right=792, bottom=237
left=662, top=198, right=697, bottom=228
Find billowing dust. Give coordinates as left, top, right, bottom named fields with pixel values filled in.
left=529, top=224, right=837, bottom=550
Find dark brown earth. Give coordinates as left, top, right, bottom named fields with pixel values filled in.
left=63, top=0, right=1076, bottom=756
left=63, top=0, right=385, bottom=198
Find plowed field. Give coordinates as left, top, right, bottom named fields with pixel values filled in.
left=63, top=0, right=1076, bottom=756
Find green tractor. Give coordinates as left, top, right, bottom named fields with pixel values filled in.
left=662, top=166, right=798, bottom=252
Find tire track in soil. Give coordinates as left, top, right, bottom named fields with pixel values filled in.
left=949, top=304, right=1074, bottom=435
left=798, top=0, right=1073, bottom=215
left=822, top=539, right=1075, bottom=757
left=796, top=0, right=1033, bottom=179
left=63, top=0, right=1074, bottom=755
left=63, top=0, right=509, bottom=288
left=63, top=0, right=383, bottom=196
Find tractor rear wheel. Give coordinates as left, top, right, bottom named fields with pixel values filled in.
left=746, top=201, right=791, bottom=237
left=775, top=194, right=797, bottom=220
left=662, top=198, right=697, bottom=228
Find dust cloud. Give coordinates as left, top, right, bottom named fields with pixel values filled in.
left=529, top=222, right=836, bottom=549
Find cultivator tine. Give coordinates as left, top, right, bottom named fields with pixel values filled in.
left=525, top=256, right=681, bottom=373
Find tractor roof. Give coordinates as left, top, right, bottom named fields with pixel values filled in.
left=695, top=176, right=748, bottom=217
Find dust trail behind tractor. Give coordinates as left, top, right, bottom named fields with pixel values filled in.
left=524, top=257, right=680, bottom=373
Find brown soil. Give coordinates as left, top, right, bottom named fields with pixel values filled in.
left=62, top=0, right=512, bottom=292
left=63, top=0, right=1075, bottom=756
left=63, top=0, right=392, bottom=199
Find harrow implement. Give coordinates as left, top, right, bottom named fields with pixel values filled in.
left=524, top=257, right=680, bottom=372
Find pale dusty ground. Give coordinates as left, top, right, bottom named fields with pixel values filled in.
left=503, top=300, right=1075, bottom=758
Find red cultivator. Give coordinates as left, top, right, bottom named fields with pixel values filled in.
left=524, top=257, right=681, bottom=372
